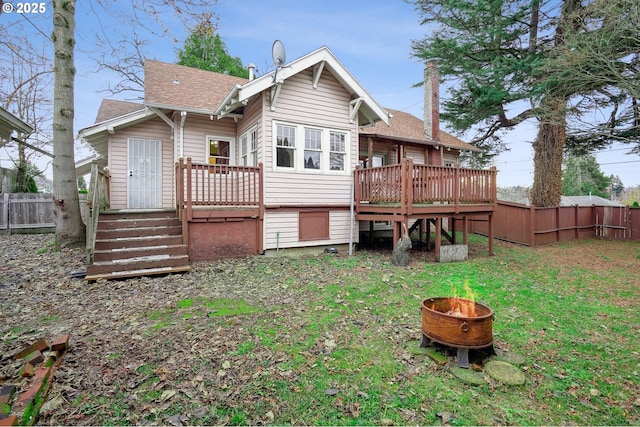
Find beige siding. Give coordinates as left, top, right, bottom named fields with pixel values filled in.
left=182, top=115, right=237, bottom=163
left=108, top=117, right=173, bottom=209
left=330, top=211, right=358, bottom=242
left=237, top=94, right=263, bottom=162
left=405, top=146, right=426, bottom=165
left=264, top=210, right=358, bottom=250
left=443, top=150, right=461, bottom=165
left=261, top=68, right=358, bottom=206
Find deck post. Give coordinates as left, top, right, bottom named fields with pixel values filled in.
left=434, top=217, right=442, bottom=261
left=451, top=216, right=457, bottom=244
left=258, top=162, right=265, bottom=253
left=186, top=157, right=193, bottom=221
left=392, top=221, right=399, bottom=247
left=488, top=213, right=494, bottom=255
left=454, top=163, right=460, bottom=213
left=462, top=216, right=469, bottom=244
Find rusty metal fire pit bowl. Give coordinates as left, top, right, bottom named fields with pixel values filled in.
left=420, top=297, right=494, bottom=368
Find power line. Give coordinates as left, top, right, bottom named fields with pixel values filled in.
left=21, top=13, right=53, bottom=42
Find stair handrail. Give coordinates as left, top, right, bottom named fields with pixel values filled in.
left=86, top=161, right=109, bottom=264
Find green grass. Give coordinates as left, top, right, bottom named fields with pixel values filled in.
left=70, top=238, right=639, bottom=425
left=145, top=297, right=262, bottom=330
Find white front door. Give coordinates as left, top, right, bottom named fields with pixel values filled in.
left=127, top=138, right=162, bottom=209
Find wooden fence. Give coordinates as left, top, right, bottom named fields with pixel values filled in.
left=0, top=193, right=55, bottom=233
left=468, top=201, right=640, bottom=245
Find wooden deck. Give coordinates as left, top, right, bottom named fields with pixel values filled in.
left=354, top=159, right=497, bottom=256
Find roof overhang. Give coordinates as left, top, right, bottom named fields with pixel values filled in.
left=78, top=107, right=156, bottom=157
left=74, top=155, right=105, bottom=177
left=144, top=102, right=218, bottom=117
left=0, top=106, right=34, bottom=144
left=215, top=46, right=390, bottom=127
left=359, top=132, right=483, bottom=153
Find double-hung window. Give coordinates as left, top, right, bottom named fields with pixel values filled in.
left=276, top=124, right=296, bottom=168
left=329, top=131, right=346, bottom=171
left=240, top=127, right=258, bottom=166
left=304, top=128, right=322, bottom=170
left=273, top=121, right=350, bottom=173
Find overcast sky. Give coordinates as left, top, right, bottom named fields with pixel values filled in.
left=2, top=0, right=638, bottom=187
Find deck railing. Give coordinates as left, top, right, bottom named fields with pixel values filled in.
left=86, top=161, right=110, bottom=264
left=176, top=158, right=263, bottom=220
left=354, top=159, right=496, bottom=212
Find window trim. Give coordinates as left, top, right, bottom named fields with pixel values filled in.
left=239, top=126, right=258, bottom=167
left=272, top=120, right=350, bottom=174
left=206, top=135, right=235, bottom=165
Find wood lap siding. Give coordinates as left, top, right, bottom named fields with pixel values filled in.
left=181, top=115, right=237, bottom=163
left=405, top=146, right=426, bottom=165
left=108, top=117, right=171, bottom=209
left=259, top=67, right=361, bottom=250
left=263, top=68, right=358, bottom=207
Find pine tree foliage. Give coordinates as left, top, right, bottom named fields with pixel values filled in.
left=561, top=154, right=611, bottom=198
left=410, top=0, right=639, bottom=206
left=177, top=16, right=249, bottom=78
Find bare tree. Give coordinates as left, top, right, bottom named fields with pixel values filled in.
left=0, top=26, right=53, bottom=191
left=90, top=1, right=219, bottom=97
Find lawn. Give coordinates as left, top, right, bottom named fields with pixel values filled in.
left=1, top=235, right=639, bottom=425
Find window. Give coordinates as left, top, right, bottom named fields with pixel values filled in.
left=240, top=127, right=258, bottom=166
left=272, top=121, right=350, bottom=174
left=304, top=128, right=322, bottom=169
left=330, top=131, right=346, bottom=171
left=276, top=124, right=296, bottom=168
left=207, top=137, right=231, bottom=165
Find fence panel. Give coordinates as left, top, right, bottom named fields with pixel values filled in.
left=0, top=193, right=55, bottom=232
left=471, top=201, right=638, bottom=246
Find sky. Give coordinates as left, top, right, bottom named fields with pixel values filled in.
left=1, top=0, right=639, bottom=188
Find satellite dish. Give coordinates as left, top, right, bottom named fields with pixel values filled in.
left=272, top=40, right=286, bottom=68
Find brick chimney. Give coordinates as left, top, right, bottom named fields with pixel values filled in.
left=424, top=62, right=442, bottom=165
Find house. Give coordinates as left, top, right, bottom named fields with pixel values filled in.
left=1, top=107, right=34, bottom=193
left=0, top=106, right=33, bottom=148
left=79, top=46, right=496, bottom=278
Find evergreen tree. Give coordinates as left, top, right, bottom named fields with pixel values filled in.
left=561, top=154, right=611, bottom=198
left=609, top=175, right=624, bottom=199
left=177, top=15, right=249, bottom=78
left=411, top=0, right=640, bottom=206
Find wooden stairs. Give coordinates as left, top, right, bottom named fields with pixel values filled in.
left=86, top=210, right=191, bottom=281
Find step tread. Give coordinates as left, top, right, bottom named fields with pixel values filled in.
left=94, top=244, right=186, bottom=254
left=91, top=254, right=189, bottom=266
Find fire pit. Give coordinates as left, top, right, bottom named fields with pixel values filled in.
left=420, top=297, right=494, bottom=368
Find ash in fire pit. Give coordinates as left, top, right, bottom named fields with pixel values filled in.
left=420, top=296, right=495, bottom=368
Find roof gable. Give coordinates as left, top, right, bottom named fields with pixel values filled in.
left=95, top=99, right=144, bottom=123
left=359, top=108, right=480, bottom=153
left=144, top=60, right=248, bottom=113
left=215, top=46, right=389, bottom=127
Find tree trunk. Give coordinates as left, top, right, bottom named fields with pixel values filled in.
left=52, top=0, right=85, bottom=248
left=531, top=96, right=567, bottom=207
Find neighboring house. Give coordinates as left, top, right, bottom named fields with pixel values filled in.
left=79, top=46, right=496, bottom=265
left=0, top=107, right=34, bottom=193
left=560, top=195, right=624, bottom=207
left=0, top=106, right=33, bottom=148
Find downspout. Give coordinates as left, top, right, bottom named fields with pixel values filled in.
left=179, top=111, right=187, bottom=158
